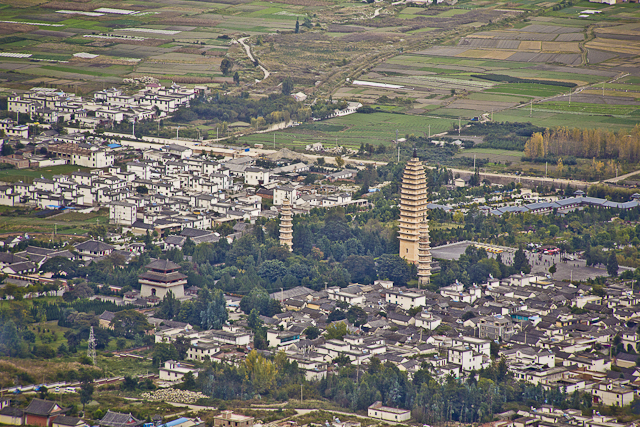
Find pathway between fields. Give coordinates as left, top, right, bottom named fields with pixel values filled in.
left=238, top=37, right=270, bottom=82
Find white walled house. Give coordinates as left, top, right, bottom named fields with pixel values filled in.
left=159, top=360, right=198, bottom=382
left=591, top=381, right=634, bottom=407
left=448, top=346, right=485, bottom=372
left=244, top=167, right=270, bottom=186
left=273, top=185, right=297, bottom=205
left=74, top=240, right=115, bottom=260
left=414, top=311, right=442, bottom=330
left=451, top=336, right=491, bottom=357
left=385, top=290, right=426, bottom=311
left=368, top=402, right=411, bottom=422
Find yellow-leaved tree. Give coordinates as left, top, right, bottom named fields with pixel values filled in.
left=524, top=132, right=545, bottom=159
left=556, top=157, right=563, bottom=178
left=243, top=349, right=277, bottom=394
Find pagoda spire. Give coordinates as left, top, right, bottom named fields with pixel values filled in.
left=279, top=198, right=293, bottom=251
left=398, top=152, right=428, bottom=263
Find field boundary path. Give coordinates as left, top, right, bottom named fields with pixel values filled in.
left=238, top=37, right=270, bottom=82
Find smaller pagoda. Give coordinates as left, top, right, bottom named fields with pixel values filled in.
left=417, top=216, right=432, bottom=286
left=279, top=198, right=293, bottom=251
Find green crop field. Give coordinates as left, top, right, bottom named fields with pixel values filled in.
left=485, top=83, right=571, bottom=98
left=493, top=108, right=640, bottom=130
left=0, top=165, right=90, bottom=183
left=536, top=102, right=639, bottom=116
left=463, top=148, right=524, bottom=157
left=239, top=112, right=456, bottom=149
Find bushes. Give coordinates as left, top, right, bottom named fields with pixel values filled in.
left=462, top=122, right=546, bottom=151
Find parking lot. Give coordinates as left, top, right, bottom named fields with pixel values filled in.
left=431, top=241, right=623, bottom=281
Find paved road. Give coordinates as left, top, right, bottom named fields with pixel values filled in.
left=238, top=37, right=270, bottom=82
left=604, top=167, right=640, bottom=183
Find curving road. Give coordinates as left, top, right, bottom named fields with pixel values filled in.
left=238, top=37, right=270, bottom=82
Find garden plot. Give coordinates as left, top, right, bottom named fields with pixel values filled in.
left=458, top=49, right=517, bottom=60
left=31, top=29, right=75, bottom=37
left=135, top=62, right=220, bottom=75
left=517, top=24, right=581, bottom=33
left=149, top=52, right=218, bottom=62
left=541, top=41, right=580, bottom=52
left=555, top=32, right=584, bottom=41
left=586, top=36, right=640, bottom=56
left=469, top=30, right=557, bottom=41
left=519, top=41, right=542, bottom=50
left=447, top=99, right=520, bottom=110
left=102, top=45, right=176, bottom=58
left=379, top=75, right=496, bottom=91
left=458, top=38, right=520, bottom=49
left=586, top=50, right=618, bottom=64
left=546, top=93, right=640, bottom=106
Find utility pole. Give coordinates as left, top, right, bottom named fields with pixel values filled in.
left=88, top=327, right=96, bottom=366
left=458, top=117, right=461, bottom=137
left=428, top=124, right=431, bottom=139
left=530, top=100, right=533, bottom=118
left=397, top=145, right=400, bottom=162
left=273, top=132, right=276, bottom=149
left=176, top=126, right=180, bottom=141
left=545, top=162, right=548, bottom=178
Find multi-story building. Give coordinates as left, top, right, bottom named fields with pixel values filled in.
left=109, top=201, right=137, bottom=226
left=385, top=289, right=426, bottom=311
left=48, top=143, right=114, bottom=168
left=478, top=316, right=514, bottom=341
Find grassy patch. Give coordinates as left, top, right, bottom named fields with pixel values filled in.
left=0, top=164, right=91, bottom=183
left=485, top=83, right=570, bottom=97
left=493, top=108, right=640, bottom=129
left=536, top=101, right=638, bottom=115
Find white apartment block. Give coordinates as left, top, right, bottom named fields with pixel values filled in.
left=109, top=201, right=137, bottom=226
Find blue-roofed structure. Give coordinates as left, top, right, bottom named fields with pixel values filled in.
left=489, top=196, right=640, bottom=216
left=157, top=418, right=204, bottom=427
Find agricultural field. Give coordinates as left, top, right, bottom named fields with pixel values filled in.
left=0, top=196, right=107, bottom=235
left=0, top=0, right=638, bottom=149
left=240, top=111, right=457, bottom=151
